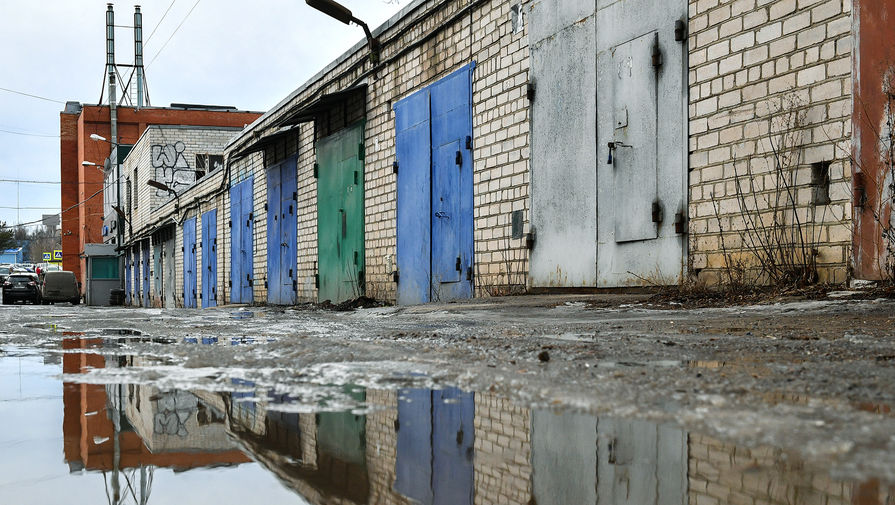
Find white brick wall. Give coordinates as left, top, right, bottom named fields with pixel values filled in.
left=225, top=0, right=531, bottom=304
left=687, top=0, right=853, bottom=284
left=122, top=125, right=243, bottom=306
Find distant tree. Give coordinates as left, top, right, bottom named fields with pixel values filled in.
left=0, top=222, right=15, bottom=251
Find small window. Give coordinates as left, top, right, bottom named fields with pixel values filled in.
left=811, top=161, right=831, bottom=205
left=195, top=154, right=208, bottom=180
left=91, top=257, right=119, bottom=279
left=195, top=154, right=224, bottom=181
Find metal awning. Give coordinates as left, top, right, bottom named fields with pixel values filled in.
left=230, top=125, right=302, bottom=158
left=230, top=84, right=367, bottom=159
left=273, top=84, right=367, bottom=128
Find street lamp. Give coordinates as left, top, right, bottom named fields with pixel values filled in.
left=147, top=179, right=177, bottom=196
left=81, top=161, right=106, bottom=171
left=305, top=0, right=381, bottom=62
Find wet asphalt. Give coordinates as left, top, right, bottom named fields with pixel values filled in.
left=1, top=295, right=894, bottom=488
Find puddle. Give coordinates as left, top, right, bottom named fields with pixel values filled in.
left=1, top=342, right=894, bottom=503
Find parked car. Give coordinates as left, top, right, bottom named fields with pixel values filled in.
left=0, top=266, right=10, bottom=286
left=2, top=273, right=41, bottom=304
left=40, top=271, right=80, bottom=305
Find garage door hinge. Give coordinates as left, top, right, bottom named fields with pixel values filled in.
left=249, top=212, right=253, bottom=221
left=455, top=256, right=461, bottom=271
left=358, top=143, right=364, bottom=159
left=466, top=266, right=473, bottom=282
left=652, top=36, right=663, bottom=67
left=455, top=151, right=462, bottom=166
left=652, top=201, right=664, bottom=224
left=465, top=136, right=473, bottom=150
left=393, top=270, right=399, bottom=283
left=228, top=220, right=232, bottom=228
left=674, top=19, right=687, bottom=42
left=392, top=161, right=399, bottom=174
left=313, top=163, right=319, bottom=179
left=293, top=280, right=297, bottom=292
left=228, top=280, right=232, bottom=287
left=315, top=273, right=319, bottom=289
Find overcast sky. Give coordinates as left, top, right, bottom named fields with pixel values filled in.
left=0, top=0, right=405, bottom=229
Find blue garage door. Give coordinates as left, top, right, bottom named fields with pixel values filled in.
left=201, top=209, right=217, bottom=308
left=266, top=158, right=297, bottom=305
left=125, top=250, right=131, bottom=305
left=183, top=218, right=197, bottom=308
left=395, top=64, right=475, bottom=305
left=142, top=243, right=150, bottom=307
left=131, top=248, right=140, bottom=306
left=230, top=177, right=254, bottom=304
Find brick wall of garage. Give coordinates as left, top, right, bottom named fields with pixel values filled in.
left=226, top=0, right=531, bottom=304
left=687, top=0, right=853, bottom=284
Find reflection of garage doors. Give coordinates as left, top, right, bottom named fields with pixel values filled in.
left=395, top=388, right=474, bottom=505
left=266, top=157, right=297, bottom=305
left=316, top=121, right=365, bottom=304
left=394, top=64, right=475, bottom=305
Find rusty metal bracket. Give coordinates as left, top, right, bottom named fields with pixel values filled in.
left=674, top=211, right=687, bottom=234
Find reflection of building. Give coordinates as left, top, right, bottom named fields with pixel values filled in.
left=61, top=337, right=250, bottom=474
left=56, top=336, right=895, bottom=505
left=223, top=384, right=893, bottom=505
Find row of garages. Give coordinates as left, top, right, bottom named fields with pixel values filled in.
left=121, top=0, right=871, bottom=307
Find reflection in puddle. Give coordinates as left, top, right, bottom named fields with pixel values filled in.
left=0, top=339, right=893, bottom=504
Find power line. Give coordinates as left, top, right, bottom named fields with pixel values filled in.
left=0, top=128, right=59, bottom=139
left=0, top=206, right=59, bottom=210
left=145, top=0, right=177, bottom=46
left=0, top=86, right=66, bottom=104
left=0, top=179, right=61, bottom=185
left=147, top=0, right=202, bottom=68
left=0, top=170, right=127, bottom=229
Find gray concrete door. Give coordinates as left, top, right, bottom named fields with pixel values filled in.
left=595, top=0, right=688, bottom=286
left=163, top=239, right=175, bottom=307
left=529, top=0, right=687, bottom=287
left=529, top=1, right=598, bottom=287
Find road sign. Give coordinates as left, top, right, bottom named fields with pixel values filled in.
left=52, top=250, right=63, bottom=263
left=42, top=252, right=52, bottom=261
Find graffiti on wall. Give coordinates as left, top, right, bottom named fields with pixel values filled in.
left=151, top=141, right=193, bottom=196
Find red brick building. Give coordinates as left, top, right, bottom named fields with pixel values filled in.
left=59, top=103, right=261, bottom=290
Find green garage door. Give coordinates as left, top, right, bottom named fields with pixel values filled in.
left=316, top=121, right=365, bottom=303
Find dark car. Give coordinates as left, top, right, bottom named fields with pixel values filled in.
left=0, top=266, right=10, bottom=286
left=2, top=273, right=41, bottom=304
left=40, top=271, right=80, bottom=305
